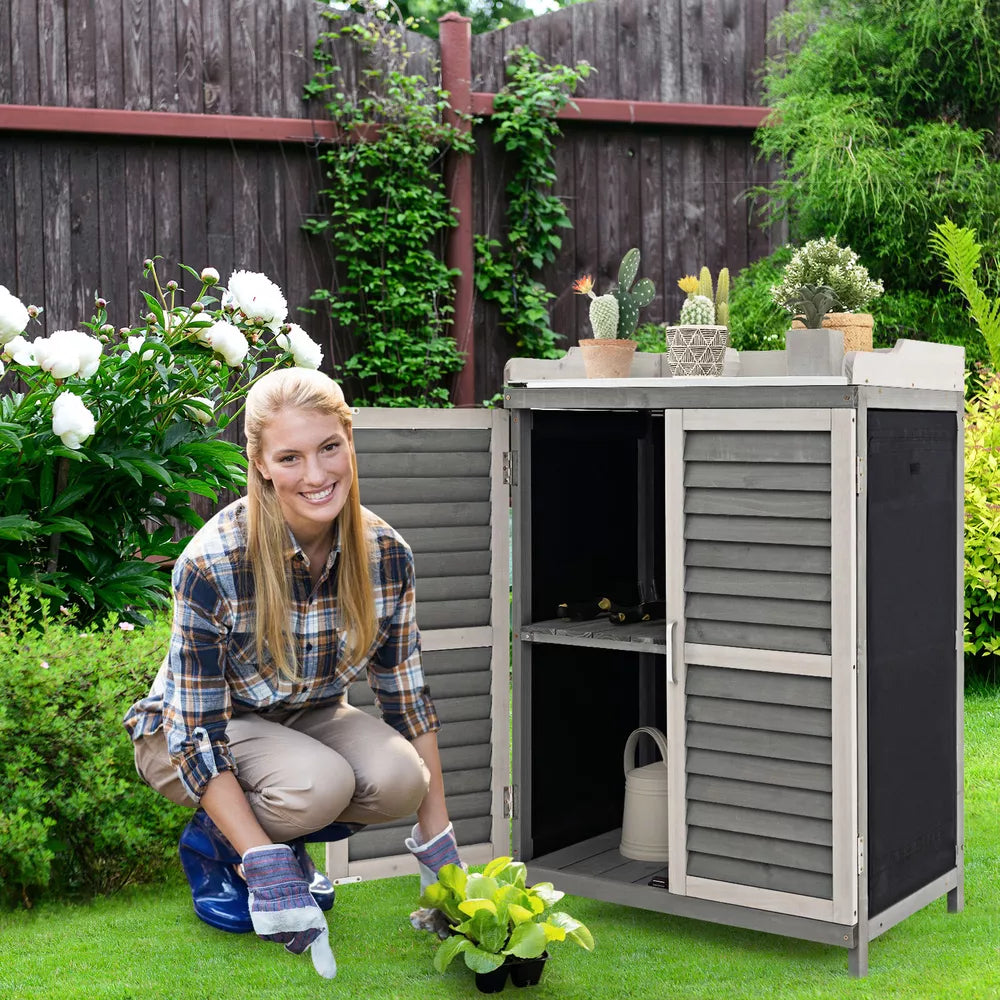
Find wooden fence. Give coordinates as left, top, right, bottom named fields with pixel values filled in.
left=0, top=0, right=788, bottom=406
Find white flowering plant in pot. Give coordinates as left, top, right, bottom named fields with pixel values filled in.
left=0, top=258, right=324, bottom=623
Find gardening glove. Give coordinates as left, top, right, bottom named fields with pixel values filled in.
left=405, top=822, right=464, bottom=939
left=242, top=844, right=337, bottom=979
left=404, top=822, right=463, bottom=894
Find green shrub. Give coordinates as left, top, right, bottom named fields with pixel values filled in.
left=726, top=248, right=792, bottom=351
left=0, top=584, right=183, bottom=907
left=634, top=322, right=666, bottom=353
left=963, top=370, right=1000, bottom=686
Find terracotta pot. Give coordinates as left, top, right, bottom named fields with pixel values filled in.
left=578, top=338, right=637, bottom=378
left=792, top=312, right=873, bottom=352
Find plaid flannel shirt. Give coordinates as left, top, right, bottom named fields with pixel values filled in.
left=123, top=499, right=439, bottom=800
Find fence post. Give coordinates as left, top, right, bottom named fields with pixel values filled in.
left=438, top=12, right=475, bottom=407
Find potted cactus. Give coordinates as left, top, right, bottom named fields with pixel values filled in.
left=573, top=247, right=655, bottom=378
left=664, top=266, right=730, bottom=376
left=770, top=236, right=883, bottom=352
left=421, top=857, right=595, bottom=994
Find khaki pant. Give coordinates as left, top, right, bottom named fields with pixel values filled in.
left=133, top=700, right=430, bottom=842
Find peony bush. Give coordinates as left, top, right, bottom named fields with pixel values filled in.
left=0, top=258, right=324, bottom=623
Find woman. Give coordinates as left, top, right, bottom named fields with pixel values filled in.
left=124, top=367, right=461, bottom=978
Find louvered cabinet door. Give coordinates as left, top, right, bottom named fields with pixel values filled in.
left=327, top=408, right=510, bottom=879
left=665, top=408, right=859, bottom=925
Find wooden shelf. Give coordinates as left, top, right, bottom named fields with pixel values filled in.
left=518, top=616, right=667, bottom=653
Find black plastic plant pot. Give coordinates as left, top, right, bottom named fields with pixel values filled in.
left=474, top=965, right=510, bottom=994
left=509, top=952, right=549, bottom=988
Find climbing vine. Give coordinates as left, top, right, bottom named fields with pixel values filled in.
left=304, top=1, right=474, bottom=406
left=475, top=48, right=592, bottom=358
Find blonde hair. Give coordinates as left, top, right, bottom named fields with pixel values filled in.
left=244, top=367, right=376, bottom=680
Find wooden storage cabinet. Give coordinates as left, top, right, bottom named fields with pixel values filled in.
left=505, top=372, right=964, bottom=976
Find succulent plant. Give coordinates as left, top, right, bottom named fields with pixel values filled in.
left=785, top=283, right=843, bottom=328
left=612, top=248, right=656, bottom=338
left=697, top=266, right=714, bottom=301
left=679, top=294, right=715, bottom=325
left=573, top=249, right=655, bottom=339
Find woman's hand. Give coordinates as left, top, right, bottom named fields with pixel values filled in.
left=242, top=844, right=337, bottom=978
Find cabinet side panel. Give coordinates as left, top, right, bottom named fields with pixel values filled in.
left=865, top=409, right=958, bottom=916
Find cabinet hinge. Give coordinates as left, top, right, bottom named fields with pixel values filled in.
left=502, top=451, right=517, bottom=486
left=857, top=836, right=865, bottom=876
left=856, top=456, right=864, bottom=495
left=503, top=785, right=517, bottom=819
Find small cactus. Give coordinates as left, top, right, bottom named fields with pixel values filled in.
left=573, top=274, right=620, bottom=338
left=715, top=267, right=730, bottom=327
left=612, top=248, right=656, bottom=338
left=679, top=294, right=715, bottom=325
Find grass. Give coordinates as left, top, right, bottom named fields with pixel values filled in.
left=2, top=691, right=997, bottom=1000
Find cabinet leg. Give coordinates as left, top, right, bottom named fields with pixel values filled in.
left=848, top=936, right=868, bottom=978
left=947, top=884, right=964, bottom=913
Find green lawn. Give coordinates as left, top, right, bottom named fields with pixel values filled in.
left=2, top=691, right=997, bottom=1000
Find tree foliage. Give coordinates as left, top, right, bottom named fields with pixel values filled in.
left=754, top=0, right=1000, bottom=291
left=390, top=0, right=542, bottom=37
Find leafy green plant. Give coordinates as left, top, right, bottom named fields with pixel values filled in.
left=928, top=219, right=1000, bottom=371
left=634, top=322, right=666, bottom=353
left=770, top=236, right=883, bottom=313
left=421, top=856, right=594, bottom=975
left=0, top=583, right=182, bottom=906
left=475, top=48, right=591, bottom=358
left=304, top=0, right=470, bottom=406
left=754, top=0, right=1000, bottom=291
left=0, top=260, right=311, bottom=623
left=962, top=370, right=1000, bottom=685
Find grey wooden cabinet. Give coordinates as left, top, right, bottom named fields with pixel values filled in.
left=503, top=342, right=965, bottom=976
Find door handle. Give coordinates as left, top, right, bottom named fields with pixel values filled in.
left=666, top=620, right=677, bottom=684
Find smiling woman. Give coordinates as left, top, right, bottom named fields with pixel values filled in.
left=122, top=367, right=464, bottom=980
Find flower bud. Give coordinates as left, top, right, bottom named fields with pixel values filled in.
left=27, top=305, right=41, bottom=319
left=100, top=324, right=114, bottom=335
left=95, top=297, right=107, bottom=309
left=143, top=258, right=154, bottom=269
left=146, top=313, right=156, bottom=324
left=200, top=267, right=220, bottom=285
left=190, top=301, right=203, bottom=314
left=211, top=359, right=222, bottom=369
left=166, top=280, right=178, bottom=291
left=98, top=334, right=110, bottom=343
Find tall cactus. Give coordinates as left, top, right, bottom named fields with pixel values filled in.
left=715, top=267, right=730, bottom=327
left=612, top=248, right=656, bottom=338
left=697, top=266, right=714, bottom=302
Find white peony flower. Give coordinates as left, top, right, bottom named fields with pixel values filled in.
left=127, top=335, right=156, bottom=361
left=225, top=270, right=287, bottom=331
left=276, top=323, right=324, bottom=369
left=183, top=396, right=213, bottom=425
left=51, top=391, right=96, bottom=450
left=3, top=334, right=36, bottom=366
left=205, top=320, right=249, bottom=366
left=200, top=267, right=220, bottom=285
left=0, top=285, right=30, bottom=345
left=34, top=329, right=103, bottom=379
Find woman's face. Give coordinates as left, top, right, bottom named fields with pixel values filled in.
left=253, top=406, right=354, bottom=541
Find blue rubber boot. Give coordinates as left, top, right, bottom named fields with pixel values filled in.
left=291, top=822, right=363, bottom=913
left=178, top=810, right=253, bottom=934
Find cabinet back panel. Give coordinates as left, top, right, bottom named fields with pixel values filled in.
left=866, top=409, right=958, bottom=916
left=527, top=645, right=658, bottom=858
left=528, top=411, right=664, bottom=620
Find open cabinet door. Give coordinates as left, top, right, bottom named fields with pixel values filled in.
left=665, top=408, right=859, bottom=927
left=325, top=407, right=510, bottom=880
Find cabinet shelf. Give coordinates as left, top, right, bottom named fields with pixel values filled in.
left=518, top=616, right=667, bottom=653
